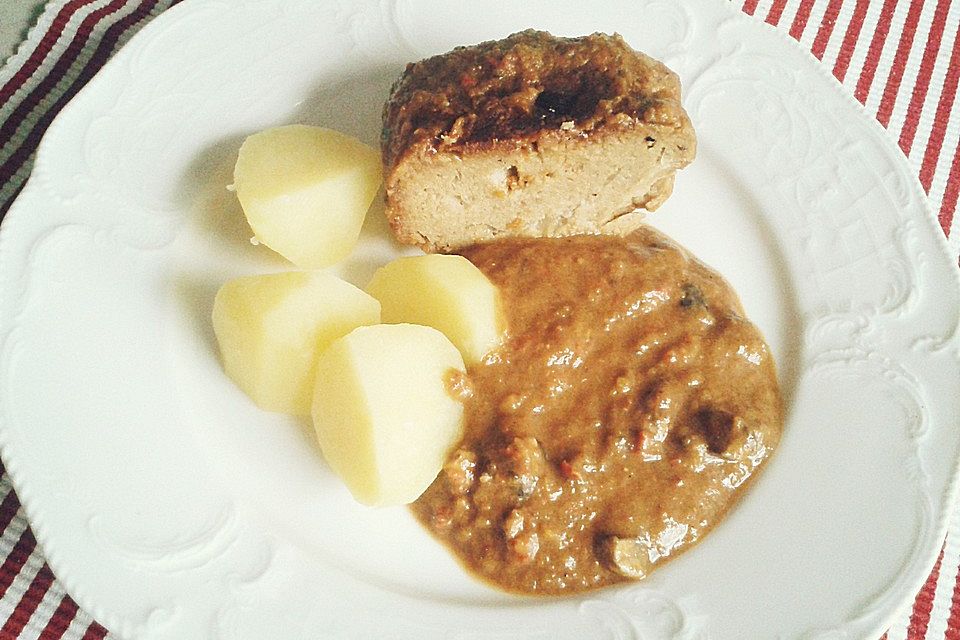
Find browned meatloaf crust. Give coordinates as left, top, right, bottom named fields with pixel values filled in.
left=381, top=30, right=697, bottom=252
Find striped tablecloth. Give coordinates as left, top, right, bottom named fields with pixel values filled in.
left=0, top=0, right=958, bottom=638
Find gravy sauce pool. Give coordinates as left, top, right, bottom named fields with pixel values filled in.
left=411, top=226, right=783, bottom=595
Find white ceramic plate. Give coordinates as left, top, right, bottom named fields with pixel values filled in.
left=1, top=1, right=959, bottom=638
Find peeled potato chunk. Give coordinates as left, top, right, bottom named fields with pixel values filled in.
left=212, top=271, right=380, bottom=415
left=233, top=125, right=382, bottom=268
left=366, top=254, right=504, bottom=364
left=312, top=324, right=466, bottom=506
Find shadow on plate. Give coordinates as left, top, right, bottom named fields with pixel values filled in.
left=172, top=273, right=221, bottom=358
left=175, top=61, right=403, bottom=263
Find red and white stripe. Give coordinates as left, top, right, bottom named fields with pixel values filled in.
left=750, top=0, right=960, bottom=252
left=0, top=1, right=958, bottom=638
left=0, top=469, right=110, bottom=640
left=0, top=4, right=181, bottom=637
left=0, top=0, right=178, bottom=218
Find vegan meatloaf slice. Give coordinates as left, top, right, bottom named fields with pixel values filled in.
left=380, top=30, right=696, bottom=253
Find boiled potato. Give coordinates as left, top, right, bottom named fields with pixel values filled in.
left=212, top=271, right=380, bottom=414
left=312, top=324, right=465, bottom=506
left=366, top=254, right=504, bottom=364
left=233, top=125, right=382, bottom=268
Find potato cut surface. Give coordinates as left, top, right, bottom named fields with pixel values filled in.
left=312, top=323, right=466, bottom=506
left=212, top=271, right=380, bottom=414
left=234, top=125, right=382, bottom=268
left=366, top=254, right=504, bottom=364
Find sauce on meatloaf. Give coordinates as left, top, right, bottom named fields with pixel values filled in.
left=411, top=227, right=782, bottom=595
left=381, top=30, right=689, bottom=167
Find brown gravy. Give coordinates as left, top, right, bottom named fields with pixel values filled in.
left=411, top=226, right=782, bottom=595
